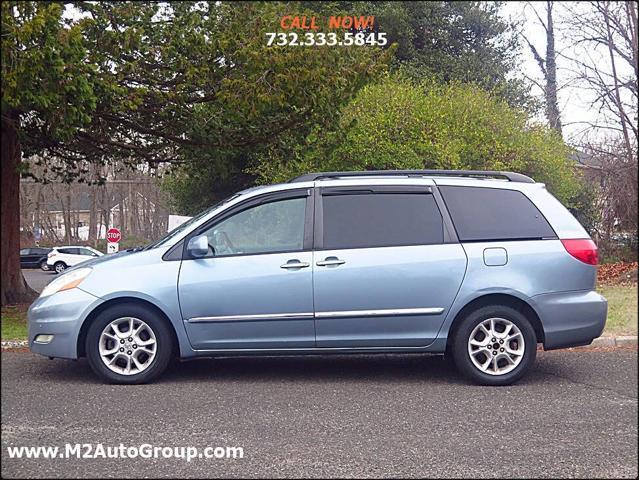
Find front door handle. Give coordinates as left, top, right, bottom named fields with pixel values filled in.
left=316, top=257, right=346, bottom=267
left=280, top=260, right=310, bottom=269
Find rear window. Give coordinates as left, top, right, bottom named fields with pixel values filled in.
left=439, top=186, right=556, bottom=241
left=322, top=193, right=443, bottom=249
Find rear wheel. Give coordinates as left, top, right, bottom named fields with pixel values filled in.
left=85, top=304, right=173, bottom=384
left=53, top=262, right=66, bottom=274
left=451, top=305, right=536, bottom=386
left=39, top=259, right=49, bottom=271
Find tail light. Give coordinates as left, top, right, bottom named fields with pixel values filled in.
left=561, top=239, right=598, bottom=265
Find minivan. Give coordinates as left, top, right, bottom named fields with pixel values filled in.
left=28, top=170, right=607, bottom=385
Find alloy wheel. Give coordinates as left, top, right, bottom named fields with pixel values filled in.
left=98, top=317, right=157, bottom=376
left=467, top=317, right=525, bottom=376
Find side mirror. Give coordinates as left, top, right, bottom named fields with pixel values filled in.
left=187, top=235, right=209, bottom=258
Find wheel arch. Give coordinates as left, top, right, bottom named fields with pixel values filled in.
left=445, top=293, right=544, bottom=353
left=77, top=297, right=180, bottom=358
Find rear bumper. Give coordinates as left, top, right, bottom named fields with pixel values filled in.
left=531, top=290, right=607, bottom=350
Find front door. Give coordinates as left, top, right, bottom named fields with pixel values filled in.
left=179, top=190, right=316, bottom=350
left=312, top=185, right=467, bottom=347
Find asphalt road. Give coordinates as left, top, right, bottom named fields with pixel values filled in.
left=22, top=269, right=55, bottom=294
left=1, top=349, right=637, bottom=478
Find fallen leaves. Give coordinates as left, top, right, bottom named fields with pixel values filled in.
left=598, top=261, right=638, bottom=285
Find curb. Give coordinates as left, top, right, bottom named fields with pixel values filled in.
left=2, top=336, right=637, bottom=351
left=590, top=335, right=637, bottom=348
left=2, top=340, right=28, bottom=349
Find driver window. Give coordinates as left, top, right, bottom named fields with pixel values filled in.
left=202, top=197, right=306, bottom=257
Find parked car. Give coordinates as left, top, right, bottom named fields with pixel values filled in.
left=20, top=247, right=52, bottom=271
left=46, top=246, right=103, bottom=274
left=28, top=170, right=607, bottom=385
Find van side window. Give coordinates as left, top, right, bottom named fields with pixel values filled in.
left=439, top=186, right=556, bottom=241
left=322, top=193, right=444, bottom=249
left=201, top=197, right=307, bottom=256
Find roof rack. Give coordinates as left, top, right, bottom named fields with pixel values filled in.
left=289, top=169, right=535, bottom=184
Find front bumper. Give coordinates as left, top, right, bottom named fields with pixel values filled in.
left=531, top=290, right=607, bottom=350
left=28, top=288, right=103, bottom=359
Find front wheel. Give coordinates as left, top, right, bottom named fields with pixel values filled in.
left=40, top=259, right=49, bottom=271
left=451, top=305, right=537, bottom=386
left=53, top=262, right=66, bottom=274
left=85, top=304, right=173, bottom=384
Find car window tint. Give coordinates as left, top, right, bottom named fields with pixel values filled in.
left=439, top=186, right=556, bottom=241
left=201, top=197, right=307, bottom=256
left=322, top=193, right=443, bottom=249
left=20, top=249, right=30, bottom=255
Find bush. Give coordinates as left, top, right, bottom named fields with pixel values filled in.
left=254, top=77, right=580, bottom=205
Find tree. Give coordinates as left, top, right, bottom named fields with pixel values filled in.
left=2, top=1, right=389, bottom=303
left=254, top=77, right=580, bottom=205
left=522, top=1, right=563, bottom=136
left=320, top=1, right=533, bottom=109
left=165, top=1, right=542, bottom=213
left=2, top=2, right=97, bottom=304
left=562, top=1, right=637, bottom=154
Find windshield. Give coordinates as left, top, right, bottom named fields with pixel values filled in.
left=143, top=194, right=240, bottom=250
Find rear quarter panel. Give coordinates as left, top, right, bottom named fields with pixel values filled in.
left=432, top=240, right=597, bottom=349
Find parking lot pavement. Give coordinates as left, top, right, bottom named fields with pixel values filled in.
left=22, top=269, right=55, bottom=294
left=1, top=349, right=637, bottom=478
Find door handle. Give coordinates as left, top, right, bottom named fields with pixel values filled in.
left=316, top=257, right=346, bottom=267
left=280, top=260, right=310, bottom=269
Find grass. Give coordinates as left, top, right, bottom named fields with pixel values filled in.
left=1, top=304, right=29, bottom=340
left=598, top=284, right=638, bottom=336
left=1, top=284, right=637, bottom=342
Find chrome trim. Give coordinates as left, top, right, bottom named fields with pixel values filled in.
left=315, top=307, right=444, bottom=318
left=316, top=259, right=345, bottom=266
left=187, top=307, right=444, bottom=323
left=280, top=262, right=310, bottom=269
left=192, top=345, right=439, bottom=353
left=187, top=312, right=314, bottom=323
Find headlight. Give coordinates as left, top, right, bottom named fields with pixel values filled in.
left=40, top=268, right=92, bottom=298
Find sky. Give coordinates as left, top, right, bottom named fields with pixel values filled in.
left=499, top=1, right=634, bottom=146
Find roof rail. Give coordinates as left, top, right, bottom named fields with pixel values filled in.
left=289, top=169, right=535, bottom=184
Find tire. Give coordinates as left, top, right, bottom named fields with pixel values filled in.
left=40, top=259, right=49, bottom=271
left=85, top=303, right=173, bottom=384
left=53, top=262, right=67, bottom=274
left=451, top=305, right=537, bottom=386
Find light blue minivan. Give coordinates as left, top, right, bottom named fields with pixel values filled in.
left=28, top=170, right=607, bottom=385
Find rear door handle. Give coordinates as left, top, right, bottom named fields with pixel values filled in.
left=280, top=260, right=310, bottom=269
left=316, top=257, right=346, bottom=267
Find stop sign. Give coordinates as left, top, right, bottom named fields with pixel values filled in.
left=107, top=228, right=121, bottom=243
